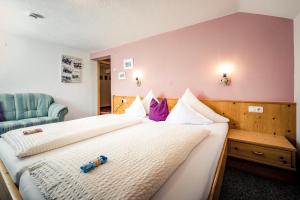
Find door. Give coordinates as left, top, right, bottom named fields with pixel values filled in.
left=97, top=59, right=111, bottom=115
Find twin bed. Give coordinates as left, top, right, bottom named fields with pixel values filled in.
left=0, top=94, right=229, bottom=200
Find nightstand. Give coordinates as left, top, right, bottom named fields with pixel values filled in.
left=227, top=129, right=296, bottom=171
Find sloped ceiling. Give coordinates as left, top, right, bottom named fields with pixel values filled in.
left=0, top=0, right=299, bottom=51
left=239, top=0, right=300, bottom=19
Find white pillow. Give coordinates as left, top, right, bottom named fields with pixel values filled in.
left=125, top=96, right=146, bottom=117
left=142, top=90, right=159, bottom=114
left=166, top=99, right=213, bottom=125
left=181, top=88, right=229, bottom=123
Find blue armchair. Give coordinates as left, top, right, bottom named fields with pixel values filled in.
left=0, top=93, right=68, bottom=135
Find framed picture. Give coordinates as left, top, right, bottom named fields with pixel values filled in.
left=118, top=72, right=126, bottom=80
left=61, top=55, right=82, bottom=83
left=123, top=58, right=134, bottom=69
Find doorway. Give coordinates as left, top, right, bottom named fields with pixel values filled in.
left=97, top=58, right=111, bottom=115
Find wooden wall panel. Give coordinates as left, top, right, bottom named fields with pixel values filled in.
left=113, top=96, right=296, bottom=144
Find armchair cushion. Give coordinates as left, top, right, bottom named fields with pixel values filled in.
left=14, top=94, right=54, bottom=120
left=0, top=120, right=23, bottom=134
left=48, top=103, right=68, bottom=121
left=0, top=117, right=59, bottom=134
left=0, top=104, right=4, bottom=122
left=19, top=117, right=59, bottom=127
left=0, top=94, right=16, bottom=121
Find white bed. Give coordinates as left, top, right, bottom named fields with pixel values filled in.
left=0, top=135, right=109, bottom=184
left=1, top=121, right=228, bottom=200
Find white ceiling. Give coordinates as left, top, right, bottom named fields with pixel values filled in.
left=239, top=0, right=300, bottom=19
left=0, top=0, right=299, bottom=51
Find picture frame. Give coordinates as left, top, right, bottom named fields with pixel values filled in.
left=123, top=58, right=134, bottom=69
left=118, top=72, right=126, bottom=80
left=61, top=55, right=82, bottom=83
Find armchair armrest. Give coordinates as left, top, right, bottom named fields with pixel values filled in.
left=48, top=103, right=68, bottom=121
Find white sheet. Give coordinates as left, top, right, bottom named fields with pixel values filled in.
left=18, top=122, right=228, bottom=200
left=2, top=114, right=142, bottom=157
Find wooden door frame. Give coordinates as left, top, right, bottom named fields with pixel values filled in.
left=97, top=61, right=101, bottom=115
left=97, top=57, right=111, bottom=115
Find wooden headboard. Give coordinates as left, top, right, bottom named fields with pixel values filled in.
left=112, top=95, right=296, bottom=144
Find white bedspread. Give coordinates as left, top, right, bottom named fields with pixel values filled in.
left=2, top=114, right=142, bottom=158
left=28, top=123, right=209, bottom=200
left=16, top=123, right=228, bottom=200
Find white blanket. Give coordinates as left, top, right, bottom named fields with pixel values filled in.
left=2, top=114, right=143, bottom=158
left=28, top=123, right=209, bottom=200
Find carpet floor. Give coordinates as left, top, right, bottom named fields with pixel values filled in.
left=220, top=168, right=300, bottom=200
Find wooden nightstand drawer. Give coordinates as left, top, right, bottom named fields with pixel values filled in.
left=229, top=141, right=293, bottom=170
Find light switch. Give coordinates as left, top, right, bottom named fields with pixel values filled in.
left=248, top=106, right=263, bottom=113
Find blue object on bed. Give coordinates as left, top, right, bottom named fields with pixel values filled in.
left=80, top=155, right=108, bottom=173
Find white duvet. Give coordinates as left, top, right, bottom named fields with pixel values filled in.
left=2, top=114, right=142, bottom=158
left=29, top=123, right=209, bottom=200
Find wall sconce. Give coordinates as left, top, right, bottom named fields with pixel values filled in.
left=220, top=73, right=231, bottom=86
left=218, top=63, right=233, bottom=86
left=133, top=70, right=143, bottom=87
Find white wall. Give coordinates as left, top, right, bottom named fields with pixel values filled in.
left=295, top=13, right=300, bottom=158
left=0, top=32, right=97, bottom=120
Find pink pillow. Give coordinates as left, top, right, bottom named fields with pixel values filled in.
left=149, top=98, right=169, bottom=121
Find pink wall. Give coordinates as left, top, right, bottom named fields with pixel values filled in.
left=91, top=13, right=294, bottom=102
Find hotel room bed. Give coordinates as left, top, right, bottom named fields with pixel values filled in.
left=0, top=136, right=103, bottom=184
left=0, top=114, right=143, bottom=184
left=5, top=121, right=228, bottom=200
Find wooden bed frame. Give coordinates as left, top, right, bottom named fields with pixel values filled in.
left=0, top=95, right=295, bottom=200
left=0, top=160, right=22, bottom=200
left=208, top=136, right=228, bottom=200
left=113, top=96, right=296, bottom=144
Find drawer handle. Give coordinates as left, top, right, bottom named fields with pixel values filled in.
left=234, top=147, right=238, bottom=150
left=252, top=151, right=264, bottom=156
left=281, top=160, right=287, bottom=164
